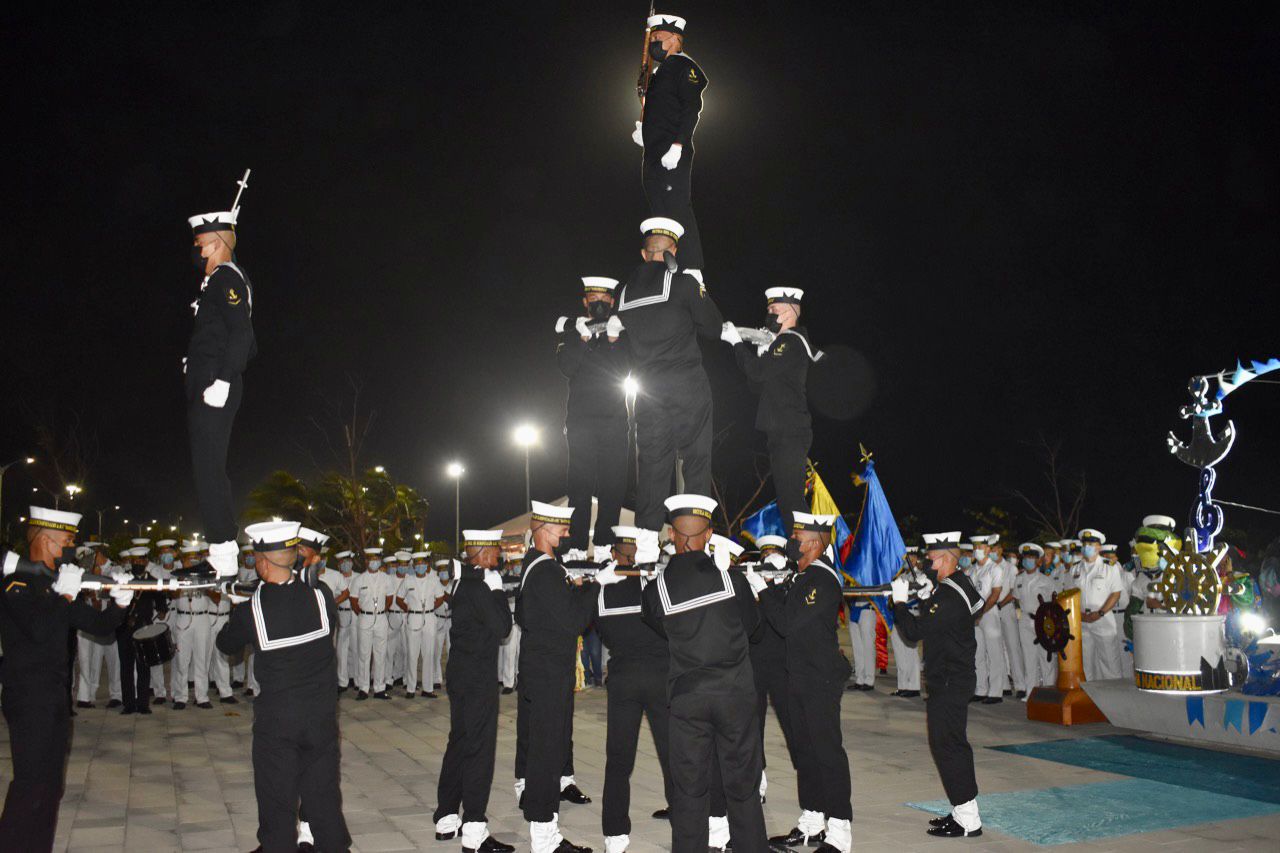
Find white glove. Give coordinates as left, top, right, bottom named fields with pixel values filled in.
left=606, top=315, right=624, bottom=339
left=661, top=143, right=682, bottom=170
left=745, top=567, right=769, bottom=596
left=2, top=552, right=18, bottom=576
left=109, top=581, right=134, bottom=607
left=594, top=563, right=623, bottom=586
left=890, top=574, right=911, bottom=604
left=710, top=536, right=733, bottom=571
left=632, top=120, right=644, bottom=147
left=594, top=544, right=614, bottom=563
left=555, top=316, right=569, bottom=334
left=636, top=530, right=660, bottom=565
left=484, top=569, right=503, bottom=592
left=52, top=566, right=85, bottom=598
left=914, top=572, right=935, bottom=600
left=720, top=322, right=742, bottom=345
left=575, top=317, right=592, bottom=340
left=764, top=552, right=788, bottom=571
left=228, top=593, right=250, bottom=604
left=202, top=379, right=230, bottom=408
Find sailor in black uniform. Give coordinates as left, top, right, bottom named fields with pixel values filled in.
left=890, top=531, right=984, bottom=839
left=756, top=513, right=852, bottom=853
left=117, top=545, right=168, bottom=715
left=596, top=526, right=673, bottom=853
left=723, top=288, right=819, bottom=533
left=184, top=179, right=257, bottom=580
left=556, top=277, right=631, bottom=558
left=616, top=218, right=726, bottom=530
left=515, top=501, right=622, bottom=853
left=745, top=535, right=798, bottom=805
left=640, top=495, right=770, bottom=853
left=0, top=508, right=131, bottom=851
left=637, top=13, right=709, bottom=280
left=215, top=521, right=351, bottom=853
left=433, top=529, right=516, bottom=853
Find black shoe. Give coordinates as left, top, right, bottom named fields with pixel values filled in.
left=501, top=687, right=513, bottom=695
left=768, top=828, right=825, bottom=846
left=551, top=840, right=591, bottom=853
left=813, top=844, right=843, bottom=853
left=106, top=699, right=122, bottom=708
left=982, top=697, right=1003, bottom=705
left=899, top=689, right=921, bottom=698
left=196, top=701, right=213, bottom=709
left=374, top=691, right=389, bottom=700
left=434, top=682, right=442, bottom=690
left=244, top=688, right=256, bottom=697
left=1015, top=690, right=1027, bottom=700
left=357, top=691, right=369, bottom=701
left=423, top=691, right=439, bottom=699
left=172, top=701, right=187, bottom=710
left=338, top=685, right=348, bottom=694
left=468, top=837, right=515, bottom=853
left=652, top=807, right=670, bottom=819
left=926, top=815, right=981, bottom=838
left=929, top=813, right=951, bottom=827
left=220, top=695, right=239, bottom=705
left=232, top=680, right=245, bottom=689
left=76, top=700, right=95, bottom=709
left=436, top=831, right=458, bottom=841
left=1002, top=689, right=1012, bottom=697
left=560, top=783, right=591, bottom=804
left=121, top=706, right=136, bottom=715
left=969, top=695, right=983, bottom=703
left=845, top=683, right=860, bottom=692
left=858, top=683, right=874, bottom=691
left=298, top=843, right=315, bottom=852
left=138, top=706, right=153, bottom=715
left=152, top=696, right=166, bottom=706
left=405, top=691, right=416, bottom=698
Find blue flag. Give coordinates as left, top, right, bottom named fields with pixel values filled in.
left=740, top=500, right=785, bottom=544
left=841, top=459, right=907, bottom=629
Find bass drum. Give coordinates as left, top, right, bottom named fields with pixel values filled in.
left=132, top=622, right=175, bottom=667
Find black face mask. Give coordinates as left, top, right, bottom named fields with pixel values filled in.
left=919, top=558, right=938, bottom=585
left=649, top=41, right=669, bottom=62
left=192, top=245, right=208, bottom=275
left=586, top=300, right=611, bottom=322
left=132, top=563, right=148, bottom=576
left=764, top=314, right=783, bottom=334
left=57, top=545, right=78, bottom=566
left=785, top=538, right=802, bottom=562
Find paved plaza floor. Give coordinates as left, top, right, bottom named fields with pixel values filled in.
left=4, top=664, right=1279, bottom=852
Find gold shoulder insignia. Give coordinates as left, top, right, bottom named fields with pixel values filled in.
left=688, top=68, right=698, bottom=83
left=804, top=587, right=817, bottom=606
left=226, top=286, right=242, bottom=306
left=5, top=579, right=26, bottom=593
left=773, top=342, right=788, bottom=356
left=698, top=281, right=707, bottom=298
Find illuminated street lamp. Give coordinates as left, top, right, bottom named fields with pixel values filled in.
left=447, top=461, right=465, bottom=554
left=0, top=455, right=35, bottom=530
left=513, top=423, right=539, bottom=513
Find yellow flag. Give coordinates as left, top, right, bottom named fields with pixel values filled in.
left=808, top=462, right=842, bottom=517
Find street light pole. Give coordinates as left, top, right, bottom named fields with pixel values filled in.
left=513, top=423, right=539, bottom=514
left=447, top=462, right=465, bottom=556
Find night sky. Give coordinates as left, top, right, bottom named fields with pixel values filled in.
left=4, top=2, right=1278, bottom=549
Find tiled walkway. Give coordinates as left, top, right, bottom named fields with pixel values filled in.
left=4, top=672, right=1278, bottom=851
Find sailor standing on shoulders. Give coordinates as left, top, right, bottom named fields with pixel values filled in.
left=891, top=531, right=984, bottom=838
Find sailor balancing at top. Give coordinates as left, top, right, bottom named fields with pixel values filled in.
left=183, top=171, right=256, bottom=581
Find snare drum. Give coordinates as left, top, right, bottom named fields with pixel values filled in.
left=132, top=622, right=175, bottom=666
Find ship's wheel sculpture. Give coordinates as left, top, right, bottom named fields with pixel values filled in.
left=1151, top=544, right=1227, bottom=614
left=1033, top=595, right=1073, bottom=662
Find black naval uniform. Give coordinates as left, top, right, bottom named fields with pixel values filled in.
left=116, top=581, right=167, bottom=713
left=556, top=326, right=630, bottom=551
left=514, top=550, right=597, bottom=824
left=641, top=551, right=768, bottom=853
left=217, top=579, right=351, bottom=853
left=893, top=572, right=984, bottom=809
left=435, top=564, right=513, bottom=831
left=0, top=565, right=124, bottom=850
left=748, top=582, right=798, bottom=777
left=733, top=329, right=815, bottom=533
left=596, top=577, right=673, bottom=838
left=642, top=52, right=709, bottom=271
left=759, top=557, right=852, bottom=825
left=615, top=263, right=724, bottom=530
left=186, top=261, right=256, bottom=543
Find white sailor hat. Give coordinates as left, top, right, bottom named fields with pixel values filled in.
left=82, top=540, right=105, bottom=549
left=904, top=545, right=919, bottom=554
left=245, top=521, right=302, bottom=551
left=647, top=13, right=686, bottom=34
left=363, top=547, right=383, bottom=556
left=75, top=545, right=92, bottom=558
left=123, top=546, right=149, bottom=558
left=611, top=526, right=641, bottom=545
left=764, top=287, right=804, bottom=305
left=28, top=506, right=82, bottom=533
left=530, top=501, right=574, bottom=525
left=298, top=527, right=330, bottom=548
left=131, top=538, right=151, bottom=546
left=756, top=534, right=788, bottom=552
left=1078, top=528, right=1106, bottom=544
left=792, top=511, right=836, bottom=533
left=1101, top=544, right=1118, bottom=553
left=1142, top=514, right=1177, bottom=530
left=411, top=551, right=430, bottom=560
left=710, top=534, right=745, bottom=559
left=335, top=550, right=354, bottom=559
left=1045, top=541, right=1062, bottom=549
left=969, top=534, right=998, bottom=545
left=582, top=277, right=619, bottom=294
left=383, top=553, right=400, bottom=563
left=1019, top=542, right=1045, bottom=556
left=180, top=543, right=201, bottom=555
left=188, top=210, right=237, bottom=235
left=462, top=530, right=504, bottom=547
left=394, top=550, right=413, bottom=562
left=155, top=539, right=177, bottom=548
left=959, top=543, right=974, bottom=552
left=664, top=493, right=717, bottom=521
left=641, top=217, right=684, bottom=243
left=923, top=531, right=963, bottom=550
left=434, top=558, right=452, bottom=567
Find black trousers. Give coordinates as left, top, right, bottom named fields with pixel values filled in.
left=186, top=377, right=243, bottom=543
left=602, top=666, right=673, bottom=836
left=515, top=679, right=575, bottom=781
left=754, top=664, right=797, bottom=772
left=435, top=676, right=500, bottom=824
left=253, top=716, right=350, bottom=853
left=117, top=632, right=151, bottom=712
left=634, top=372, right=713, bottom=531
left=518, top=675, right=576, bottom=823
left=642, top=152, right=704, bottom=271
left=787, top=678, right=852, bottom=820
left=767, top=429, right=811, bottom=534
left=0, top=694, right=69, bottom=852
left=566, top=418, right=628, bottom=551
left=925, top=685, right=979, bottom=806
left=668, top=691, right=767, bottom=853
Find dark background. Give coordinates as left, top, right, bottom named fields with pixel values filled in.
left=3, top=1, right=1278, bottom=549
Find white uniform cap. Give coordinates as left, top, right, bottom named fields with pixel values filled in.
left=1142, top=514, right=1177, bottom=530
left=664, top=493, right=717, bottom=520
left=959, top=543, right=974, bottom=552
left=363, top=547, right=383, bottom=556
left=923, top=531, right=962, bottom=550
left=1078, top=528, right=1107, bottom=544
left=647, top=13, right=687, bottom=33
left=394, top=550, right=413, bottom=561
left=411, top=551, right=430, bottom=560
left=793, top=511, right=836, bottom=531
left=188, top=210, right=237, bottom=233
left=969, top=534, right=998, bottom=545
left=582, top=277, right=619, bottom=293
left=155, top=539, right=177, bottom=548
left=463, top=530, right=504, bottom=545
left=180, top=544, right=201, bottom=555
left=641, top=217, right=685, bottom=241
left=710, top=534, right=745, bottom=559
left=611, top=526, right=642, bottom=543
left=298, top=527, right=330, bottom=547
left=1019, top=542, right=1045, bottom=556
left=756, top=534, right=788, bottom=550
left=1045, top=541, right=1061, bottom=549
left=335, top=550, right=354, bottom=559
left=131, top=538, right=151, bottom=546
left=245, top=521, right=302, bottom=551
left=529, top=501, right=574, bottom=524
left=764, top=287, right=804, bottom=304
left=240, top=544, right=254, bottom=552
left=28, top=506, right=83, bottom=533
